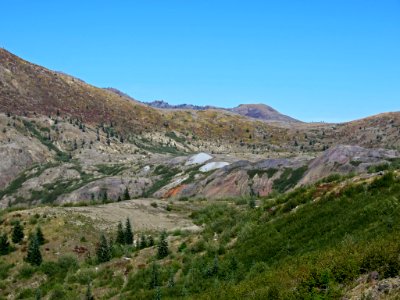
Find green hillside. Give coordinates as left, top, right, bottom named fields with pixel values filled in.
left=1, top=171, right=400, bottom=299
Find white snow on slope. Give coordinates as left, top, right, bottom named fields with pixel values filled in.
left=185, top=153, right=213, bottom=166
left=199, top=162, right=230, bottom=172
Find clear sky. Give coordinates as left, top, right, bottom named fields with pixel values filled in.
left=1, top=0, right=399, bottom=122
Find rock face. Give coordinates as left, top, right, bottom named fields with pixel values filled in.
left=0, top=117, right=52, bottom=189
left=56, top=176, right=152, bottom=204
left=344, top=274, right=400, bottom=300
left=299, top=145, right=398, bottom=186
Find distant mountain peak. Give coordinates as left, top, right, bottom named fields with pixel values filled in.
left=231, top=103, right=300, bottom=123
left=145, top=100, right=300, bottom=123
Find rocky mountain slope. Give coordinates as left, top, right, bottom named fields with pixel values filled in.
left=0, top=110, right=398, bottom=208
left=0, top=48, right=400, bottom=208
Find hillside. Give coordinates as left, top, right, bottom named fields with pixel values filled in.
left=1, top=169, right=400, bottom=299
left=0, top=48, right=400, bottom=209
left=0, top=48, right=300, bottom=150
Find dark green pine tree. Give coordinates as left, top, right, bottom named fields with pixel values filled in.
left=149, top=262, right=159, bottom=289
left=123, top=187, right=130, bottom=200
left=96, top=234, right=111, bottom=263
left=212, top=254, right=219, bottom=275
left=0, top=233, right=10, bottom=255
left=140, top=233, right=147, bottom=249
left=35, top=288, right=42, bottom=300
left=115, top=221, right=125, bottom=244
left=124, top=218, right=133, bottom=245
left=148, top=235, right=155, bottom=247
left=157, top=231, right=168, bottom=259
left=12, top=221, right=24, bottom=244
left=154, top=286, right=161, bottom=300
left=248, top=198, right=256, bottom=209
left=167, top=271, right=175, bottom=288
left=26, top=236, right=42, bottom=266
left=85, top=282, right=94, bottom=300
left=102, top=190, right=108, bottom=203
left=36, top=227, right=45, bottom=245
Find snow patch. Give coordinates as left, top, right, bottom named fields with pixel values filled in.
left=199, top=162, right=230, bottom=172
left=185, top=152, right=213, bottom=166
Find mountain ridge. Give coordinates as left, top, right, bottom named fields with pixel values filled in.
left=145, top=100, right=301, bottom=123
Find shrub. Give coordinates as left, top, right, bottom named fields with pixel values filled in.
left=18, top=264, right=36, bottom=279
left=57, top=255, right=78, bottom=271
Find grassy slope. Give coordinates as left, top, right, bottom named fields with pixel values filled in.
left=1, top=171, right=400, bottom=299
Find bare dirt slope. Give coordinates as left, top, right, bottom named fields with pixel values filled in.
left=16, top=199, right=198, bottom=232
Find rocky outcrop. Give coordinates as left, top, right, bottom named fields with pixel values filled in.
left=56, top=176, right=152, bottom=204
left=299, top=145, right=398, bottom=185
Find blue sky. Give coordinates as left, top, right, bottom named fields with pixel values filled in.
left=1, top=0, right=399, bottom=122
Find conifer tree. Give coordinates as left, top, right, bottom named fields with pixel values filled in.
left=148, top=235, right=155, bottom=247
left=249, top=198, right=256, bottom=209
left=102, top=190, right=108, bottom=203
left=116, top=221, right=125, bottom=244
left=26, top=236, right=42, bottom=266
left=0, top=233, right=10, bottom=255
left=12, top=221, right=24, bottom=244
left=35, top=288, right=42, bottom=300
left=36, top=227, right=45, bottom=245
left=85, top=282, right=94, bottom=300
left=140, top=233, right=147, bottom=249
left=149, top=262, right=159, bottom=289
left=167, top=271, right=175, bottom=288
left=154, top=286, right=161, bottom=300
left=212, top=255, right=219, bottom=275
left=123, top=187, right=130, bottom=200
left=157, top=231, right=168, bottom=259
left=96, top=234, right=111, bottom=263
left=124, top=218, right=133, bottom=245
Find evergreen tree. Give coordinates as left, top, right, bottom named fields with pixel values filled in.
left=36, top=227, right=45, bottom=245
left=96, top=234, right=111, bottom=263
left=12, top=221, right=24, bottom=244
left=102, top=190, right=108, bottom=203
left=115, top=221, right=125, bottom=244
left=154, top=286, right=161, bottom=300
left=123, top=187, right=130, bottom=200
left=148, top=235, right=155, bottom=247
left=26, top=236, right=42, bottom=266
left=140, top=233, right=147, bottom=249
left=149, top=262, right=159, bottom=289
left=249, top=198, right=256, bottom=209
left=0, top=233, right=10, bottom=255
left=124, top=218, right=133, bottom=245
left=212, top=255, right=219, bottom=275
left=117, top=196, right=122, bottom=202
left=85, top=282, right=94, bottom=300
left=167, top=271, right=175, bottom=288
left=35, top=288, right=42, bottom=300
left=157, top=231, right=168, bottom=259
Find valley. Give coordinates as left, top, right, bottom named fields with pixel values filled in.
left=0, top=48, right=400, bottom=299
